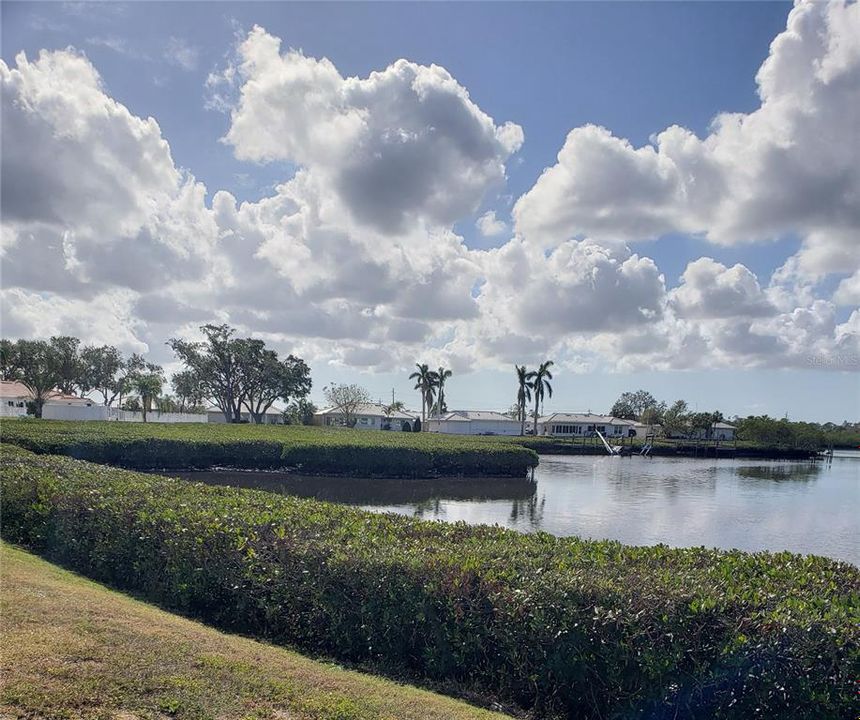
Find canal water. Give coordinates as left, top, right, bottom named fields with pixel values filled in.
left=180, top=450, right=859, bottom=565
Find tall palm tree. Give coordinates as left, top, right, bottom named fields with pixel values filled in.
left=515, top=365, right=532, bottom=436
left=434, top=367, right=452, bottom=419
left=528, top=360, right=554, bottom=436
left=409, top=363, right=434, bottom=428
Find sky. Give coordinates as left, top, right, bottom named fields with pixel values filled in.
left=1, top=1, right=859, bottom=422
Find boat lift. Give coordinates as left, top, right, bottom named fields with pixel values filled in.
left=594, top=430, right=623, bottom=456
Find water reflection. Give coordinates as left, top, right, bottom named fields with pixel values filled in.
left=736, top=464, right=821, bottom=481
left=177, top=470, right=537, bottom=505
left=178, top=453, right=860, bottom=565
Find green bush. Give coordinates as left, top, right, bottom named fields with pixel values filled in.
left=0, top=419, right=537, bottom=477
left=2, top=445, right=857, bottom=719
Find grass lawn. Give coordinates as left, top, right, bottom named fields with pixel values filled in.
left=0, top=542, right=512, bottom=720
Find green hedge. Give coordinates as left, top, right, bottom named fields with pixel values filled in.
left=2, top=445, right=857, bottom=719
left=0, top=419, right=537, bottom=477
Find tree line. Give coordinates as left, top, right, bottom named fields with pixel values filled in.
left=1, top=336, right=165, bottom=419
left=1, top=324, right=313, bottom=424
left=609, top=390, right=725, bottom=438
left=610, top=389, right=860, bottom=448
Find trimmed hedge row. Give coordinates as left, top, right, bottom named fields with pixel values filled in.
left=2, top=445, right=857, bottom=719
left=0, top=419, right=538, bottom=477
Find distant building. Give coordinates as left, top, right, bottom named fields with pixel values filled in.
left=207, top=405, right=286, bottom=425
left=679, top=422, right=736, bottom=441
left=426, top=410, right=521, bottom=435
left=313, top=402, right=417, bottom=431
left=537, top=413, right=636, bottom=439
left=0, top=380, right=95, bottom=418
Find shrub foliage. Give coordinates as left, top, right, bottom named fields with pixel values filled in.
left=1, top=445, right=857, bottom=719
left=0, top=419, right=537, bottom=477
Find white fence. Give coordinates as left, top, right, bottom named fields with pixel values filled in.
left=40, top=404, right=207, bottom=424
left=107, top=408, right=207, bottom=424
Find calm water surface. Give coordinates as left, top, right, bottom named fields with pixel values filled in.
left=182, top=451, right=859, bottom=564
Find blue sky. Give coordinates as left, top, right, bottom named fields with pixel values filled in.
left=2, top=2, right=858, bottom=421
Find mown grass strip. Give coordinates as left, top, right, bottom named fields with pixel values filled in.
left=0, top=419, right=538, bottom=477
left=0, top=542, right=513, bottom=720
left=2, top=444, right=857, bottom=719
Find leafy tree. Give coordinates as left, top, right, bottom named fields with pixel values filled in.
left=122, top=396, right=142, bottom=412
left=242, top=346, right=312, bottom=424
left=79, top=345, right=125, bottom=406
left=154, top=395, right=179, bottom=414
left=610, top=390, right=659, bottom=420
left=662, top=400, right=690, bottom=438
left=6, top=339, right=62, bottom=418
left=528, top=360, right=553, bottom=436
left=323, top=383, right=370, bottom=428
left=1, top=339, right=18, bottom=380
left=171, top=369, right=206, bottom=413
left=515, top=365, right=532, bottom=436
left=688, top=412, right=716, bottom=438
left=49, top=336, right=84, bottom=395
left=284, top=398, right=318, bottom=426
left=640, top=405, right=664, bottom=427
left=169, top=325, right=246, bottom=423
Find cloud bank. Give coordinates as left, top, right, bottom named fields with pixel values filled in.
left=2, top=2, right=858, bottom=376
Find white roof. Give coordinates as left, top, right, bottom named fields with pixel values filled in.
left=540, top=413, right=636, bottom=425
left=316, top=402, right=416, bottom=420
left=436, top=410, right=519, bottom=423
left=714, top=422, right=736, bottom=429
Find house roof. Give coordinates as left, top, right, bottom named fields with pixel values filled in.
left=539, top=413, right=636, bottom=425
left=714, top=422, right=736, bottom=429
left=435, top=410, right=519, bottom=423
left=0, top=380, right=90, bottom=404
left=316, top=402, right=417, bottom=420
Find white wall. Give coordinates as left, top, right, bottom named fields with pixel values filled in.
left=428, top=419, right=520, bottom=435
left=43, top=404, right=109, bottom=421
left=0, top=401, right=29, bottom=418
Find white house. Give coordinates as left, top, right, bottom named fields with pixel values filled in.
left=686, top=422, right=737, bottom=441
left=426, top=410, right=521, bottom=436
left=313, top=402, right=417, bottom=431
left=0, top=380, right=96, bottom=418
left=537, top=413, right=637, bottom=439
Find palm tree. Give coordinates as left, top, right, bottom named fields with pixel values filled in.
left=409, top=363, right=435, bottom=428
left=434, top=367, right=452, bottom=419
left=528, top=360, right=554, bottom=436
left=133, top=372, right=163, bottom=423
left=515, top=365, right=532, bottom=436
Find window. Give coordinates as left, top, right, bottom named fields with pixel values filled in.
left=359, top=417, right=369, bottom=425
left=7, top=401, right=13, bottom=407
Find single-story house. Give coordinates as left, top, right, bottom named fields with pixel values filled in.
left=426, top=410, right=521, bottom=436
left=313, top=402, right=417, bottom=431
left=682, top=422, right=736, bottom=441
left=631, top=422, right=663, bottom=438
left=207, top=405, right=286, bottom=424
left=537, top=413, right=637, bottom=439
left=1, top=380, right=96, bottom=418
